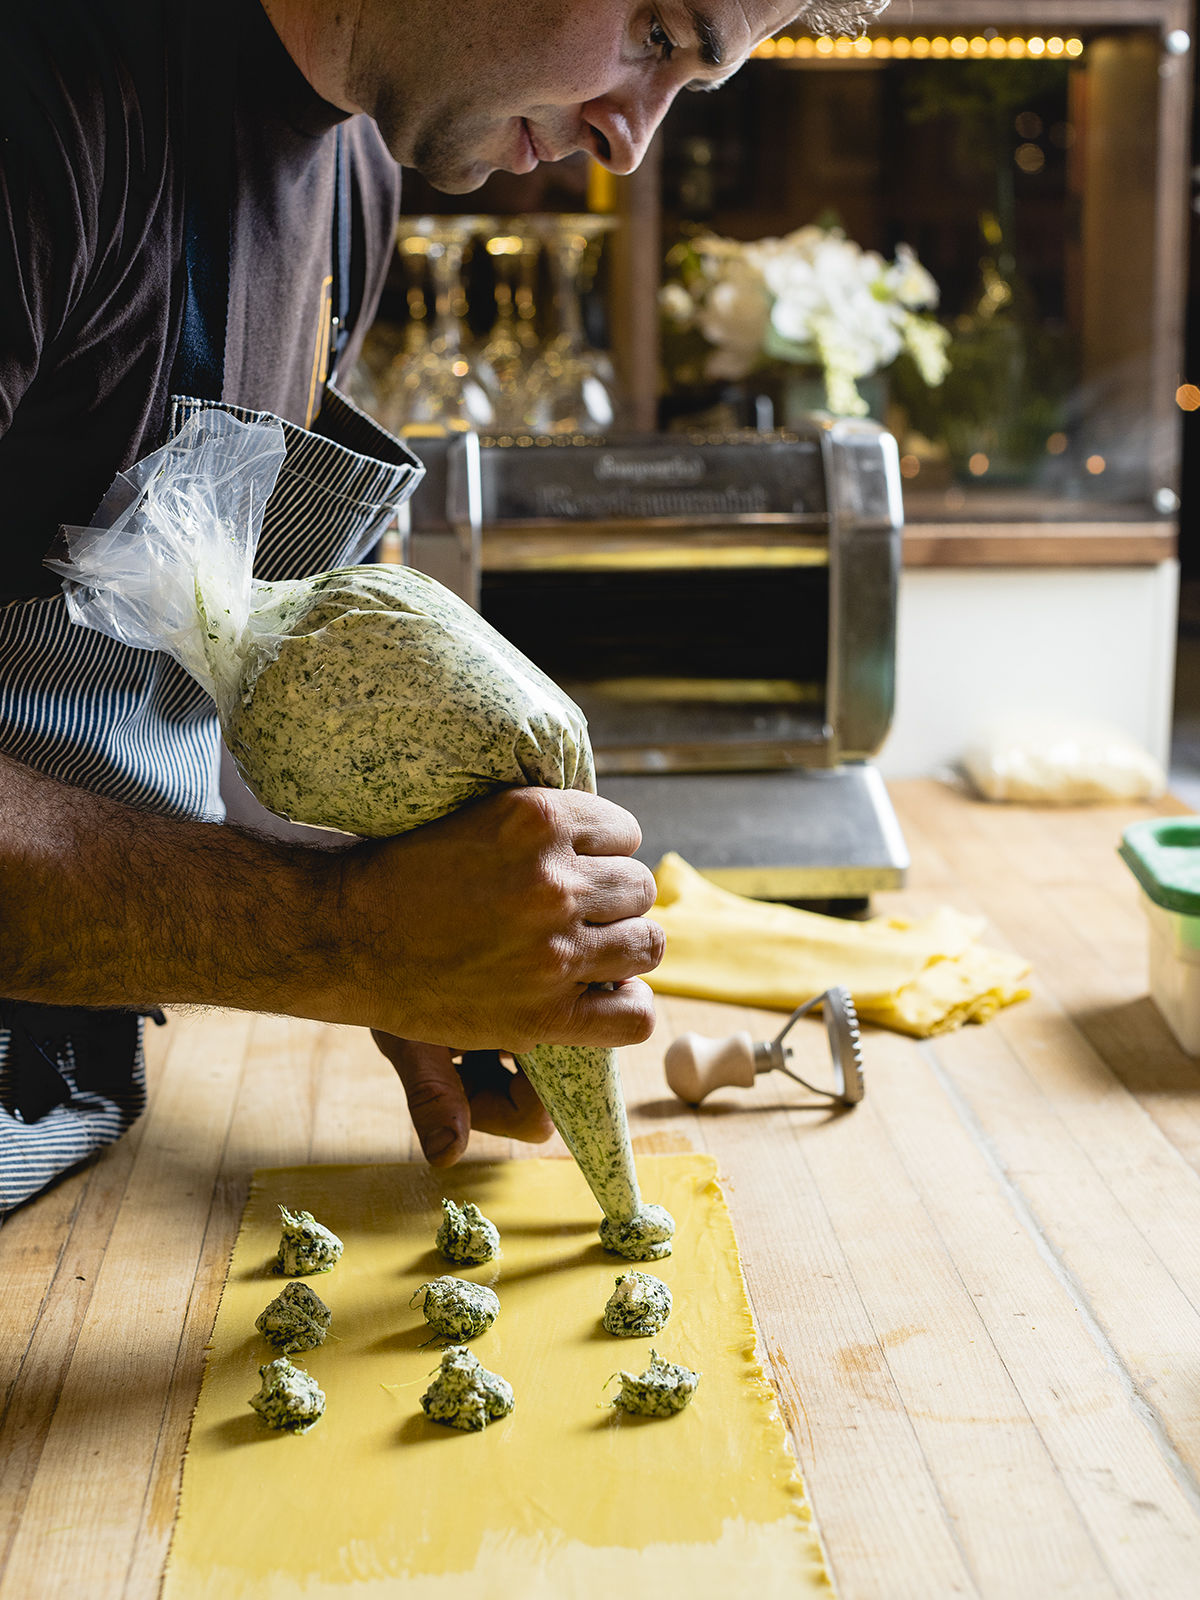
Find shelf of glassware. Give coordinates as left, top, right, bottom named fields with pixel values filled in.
left=617, top=0, right=1195, bottom=468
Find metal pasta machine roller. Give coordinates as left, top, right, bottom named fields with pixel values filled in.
left=400, top=421, right=907, bottom=905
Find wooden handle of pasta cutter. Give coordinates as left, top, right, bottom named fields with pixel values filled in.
left=665, top=1032, right=758, bottom=1104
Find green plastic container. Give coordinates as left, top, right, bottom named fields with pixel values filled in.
left=1119, top=819, right=1200, bottom=1053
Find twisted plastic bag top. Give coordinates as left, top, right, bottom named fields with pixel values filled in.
left=47, top=408, right=288, bottom=722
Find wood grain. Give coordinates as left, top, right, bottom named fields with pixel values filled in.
left=901, top=522, right=1177, bottom=570
left=6, top=780, right=1200, bottom=1598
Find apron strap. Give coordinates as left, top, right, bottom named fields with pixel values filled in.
left=331, top=126, right=353, bottom=379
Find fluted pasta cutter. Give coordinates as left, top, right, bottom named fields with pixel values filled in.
left=664, top=987, right=865, bottom=1107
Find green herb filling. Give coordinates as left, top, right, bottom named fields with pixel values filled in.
left=255, top=1280, right=332, bottom=1353
left=249, top=1356, right=326, bottom=1433
left=435, top=1198, right=501, bottom=1265
left=602, top=1270, right=673, bottom=1338
left=599, top=1202, right=676, bottom=1261
left=612, top=1350, right=700, bottom=1416
left=274, top=1205, right=343, bottom=1275
left=420, top=1346, right=515, bottom=1432
left=413, top=1276, right=500, bottom=1341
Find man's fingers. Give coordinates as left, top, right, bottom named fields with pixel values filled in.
left=457, top=1051, right=554, bottom=1144
left=355, top=790, right=661, bottom=1053
left=556, top=976, right=660, bottom=1048
left=372, top=1033, right=469, bottom=1166
left=548, top=789, right=643, bottom=858
left=373, top=1034, right=558, bottom=1158
left=577, top=857, right=659, bottom=925
left=573, top=914, right=665, bottom=985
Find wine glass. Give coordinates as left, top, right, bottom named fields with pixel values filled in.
left=477, top=221, right=543, bottom=432
left=522, top=213, right=620, bottom=435
left=378, top=216, right=497, bottom=432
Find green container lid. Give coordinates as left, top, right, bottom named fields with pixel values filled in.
left=1119, top=819, right=1200, bottom=915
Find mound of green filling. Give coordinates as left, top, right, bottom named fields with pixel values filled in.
left=602, top=1270, right=673, bottom=1338
left=436, top=1198, right=501, bottom=1265
left=274, top=1205, right=343, bottom=1275
left=249, top=1357, right=326, bottom=1433
left=599, top=1203, right=675, bottom=1261
left=255, top=1280, right=332, bottom=1353
left=420, top=1347, right=514, bottom=1432
left=612, top=1351, right=700, bottom=1416
left=413, top=1276, right=500, bottom=1341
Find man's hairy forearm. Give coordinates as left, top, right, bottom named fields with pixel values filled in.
left=0, top=751, right=663, bottom=1054
left=0, top=752, right=346, bottom=1016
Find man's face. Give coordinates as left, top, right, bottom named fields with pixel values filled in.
left=350, top=0, right=800, bottom=193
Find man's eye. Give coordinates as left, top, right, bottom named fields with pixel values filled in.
left=648, top=17, right=676, bottom=61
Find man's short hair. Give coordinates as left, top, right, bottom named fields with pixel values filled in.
left=798, top=0, right=891, bottom=34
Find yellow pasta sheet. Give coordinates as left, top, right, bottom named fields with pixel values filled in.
left=164, top=1154, right=832, bottom=1599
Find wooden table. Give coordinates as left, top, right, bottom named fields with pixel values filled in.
left=6, top=778, right=1200, bottom=1600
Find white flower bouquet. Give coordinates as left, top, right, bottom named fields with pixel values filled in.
left=660, top=225, right=950, bottom=418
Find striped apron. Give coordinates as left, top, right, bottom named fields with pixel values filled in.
left=0, top=90, right=421, bottom=1212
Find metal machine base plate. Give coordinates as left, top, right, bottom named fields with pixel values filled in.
left=598, top=763, right=909, bottom=901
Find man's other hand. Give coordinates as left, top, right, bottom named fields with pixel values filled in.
left=372, top=1033, right=555, bottom=1166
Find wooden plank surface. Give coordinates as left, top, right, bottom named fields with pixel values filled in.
left=901, top=522, right=1177, bottom=570
left=5, top=779, right=1200, bottom=1599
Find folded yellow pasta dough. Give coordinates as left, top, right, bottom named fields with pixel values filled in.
left=648, top=853, right=1030, bottom=1037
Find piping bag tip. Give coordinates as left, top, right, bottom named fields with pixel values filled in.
left=514, top=1041, right=676, bottom=1259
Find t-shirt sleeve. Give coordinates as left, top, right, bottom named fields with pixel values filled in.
left=0, top=29, right=100, bottom=436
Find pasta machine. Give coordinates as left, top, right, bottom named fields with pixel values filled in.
left=399, top=422, right=907, bottom=904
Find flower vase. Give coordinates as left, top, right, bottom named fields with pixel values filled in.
left=747, top=366, right=888, bottom=431
left=777, top=368, right=829, bottom=428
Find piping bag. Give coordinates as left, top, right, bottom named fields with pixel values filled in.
left=45, top=408, right=672, bottom=1261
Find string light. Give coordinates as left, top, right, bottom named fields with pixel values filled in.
left=753, top=34, right=1087, bottom=61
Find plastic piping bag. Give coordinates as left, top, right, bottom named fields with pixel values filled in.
left=47, top=409, right=661, bottom=1241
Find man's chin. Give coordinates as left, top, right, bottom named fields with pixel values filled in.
left=409, top=150, right=495, bottom=195
left=421, top=170, right=492, bottom=195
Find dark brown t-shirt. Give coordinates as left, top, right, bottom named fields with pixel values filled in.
left=0, top=0, right=401, bottom=601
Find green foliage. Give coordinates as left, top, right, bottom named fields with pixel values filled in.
left=903, top=60, right=1071, bottom=170
left=891, top=286, right=1074, bottom=481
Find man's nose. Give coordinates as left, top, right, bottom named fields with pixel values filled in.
left=582, top=83, right=677, bottom=175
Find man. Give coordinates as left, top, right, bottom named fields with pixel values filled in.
left=0, top=0, right=887, bottom=1210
